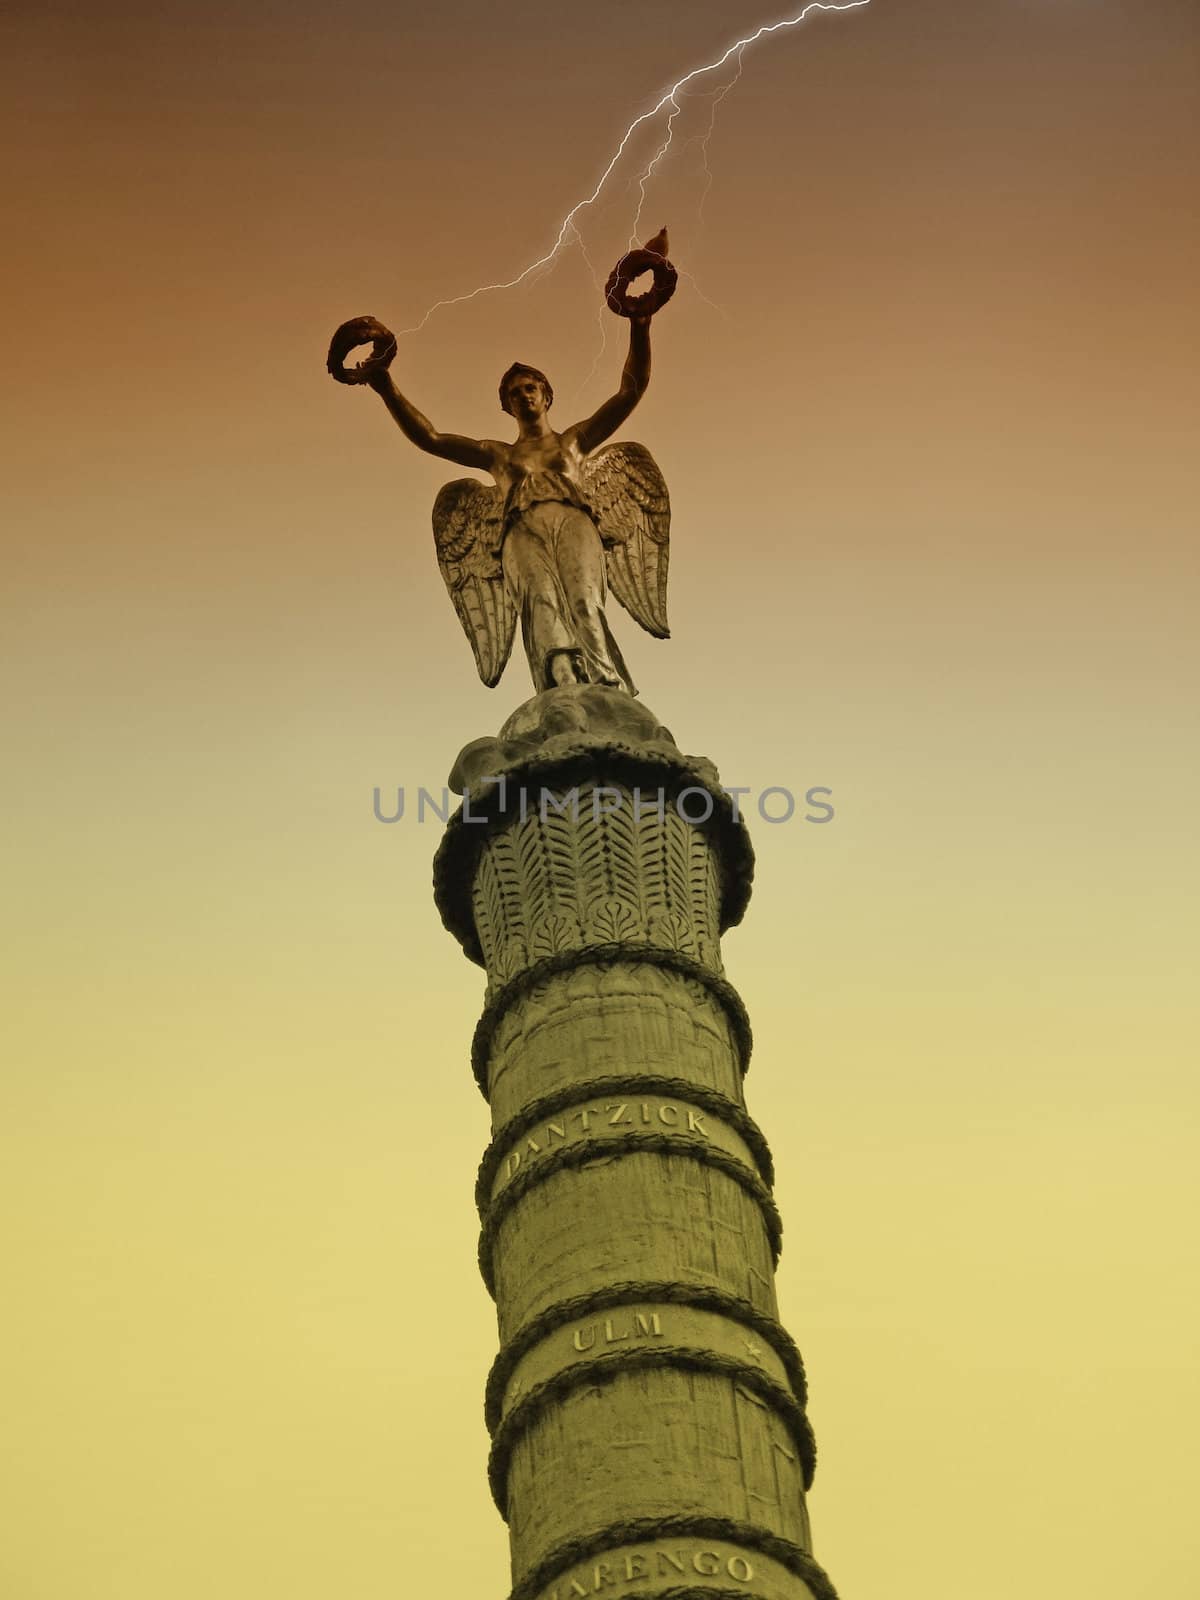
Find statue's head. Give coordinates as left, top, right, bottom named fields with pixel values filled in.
left=499, top=362, right=554, bottom=418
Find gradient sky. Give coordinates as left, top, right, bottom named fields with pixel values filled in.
left=3, top=1, right=1198, bottom=1596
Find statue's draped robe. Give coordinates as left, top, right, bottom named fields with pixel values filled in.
left=499, top=466, right=636, bottom=695
left=432, top=442, right=667, bottom=694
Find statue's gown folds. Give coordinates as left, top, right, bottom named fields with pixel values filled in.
left=501, top=469, right=635, bottom=694
left=431, top=441, right=669, bottom=695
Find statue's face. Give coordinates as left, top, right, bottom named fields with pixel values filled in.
left=505, top=374, right=549, bottom=421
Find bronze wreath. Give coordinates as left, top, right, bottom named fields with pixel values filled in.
left=326, top=315, right=398, bottom=385
left=605, top=247, right=678, bottom=318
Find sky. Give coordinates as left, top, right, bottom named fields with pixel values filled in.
left=3, top=0, right=1198, bottom=1596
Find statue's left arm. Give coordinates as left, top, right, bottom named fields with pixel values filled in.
left=564, top=317, right=651, bottom=456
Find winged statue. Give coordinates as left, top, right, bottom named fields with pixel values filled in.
left=327, top=230, right=678, bottom=696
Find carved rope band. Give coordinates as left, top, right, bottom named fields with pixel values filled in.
left=477, top=1133, right=783, bottom=1297
left=613, top=1591, right=775, bottom=1600
left=485, top=1280, right=807, bottom=1432
left=506, top=1516, right=839, bottom=1600
left=471, top=945, right=754, bottom=1096
left=488, top=1346, right=817, bottom=1519
left=477, top=1074, right=776, bottom=1205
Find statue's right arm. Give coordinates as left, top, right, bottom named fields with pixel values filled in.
left=367, top=371, right=498, bottom=472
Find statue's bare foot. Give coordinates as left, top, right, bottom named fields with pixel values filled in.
left=548, top=651, right=581, bottom=688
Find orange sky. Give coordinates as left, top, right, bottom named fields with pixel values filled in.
left=4, top=2, right=1198, bottom=1596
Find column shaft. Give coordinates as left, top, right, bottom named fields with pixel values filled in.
left=435, top=691, right=838, bottom=1600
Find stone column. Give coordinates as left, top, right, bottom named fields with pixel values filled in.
left=434, top=687, right=839, bottom=1600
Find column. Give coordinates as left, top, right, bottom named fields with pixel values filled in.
left=434, top=686, right=839, bottom=1600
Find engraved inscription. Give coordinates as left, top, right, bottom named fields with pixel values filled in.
left=571, top=1310, right=664, bottom=1353
left=500, top=1301, right=797, bottom=1424
left=545, top=1545, right=756, bottom=1598
left=496, top=1096, right=715, bottom=1194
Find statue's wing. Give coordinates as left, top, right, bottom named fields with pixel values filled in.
left=432, top=479, right=515, bottom=687
left=583, top=442, right=670, bottom=639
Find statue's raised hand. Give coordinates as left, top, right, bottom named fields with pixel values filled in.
left=327, top=316, right=398, bottom=386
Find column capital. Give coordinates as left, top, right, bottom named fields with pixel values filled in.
left=433, top=686, right=754, bottom=969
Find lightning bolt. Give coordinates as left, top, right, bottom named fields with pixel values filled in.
left=694, top=49, right=747, bottom=230
left=628, top=91, right=686, bottom=247
left=397, top=0, right=873, bottom=338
